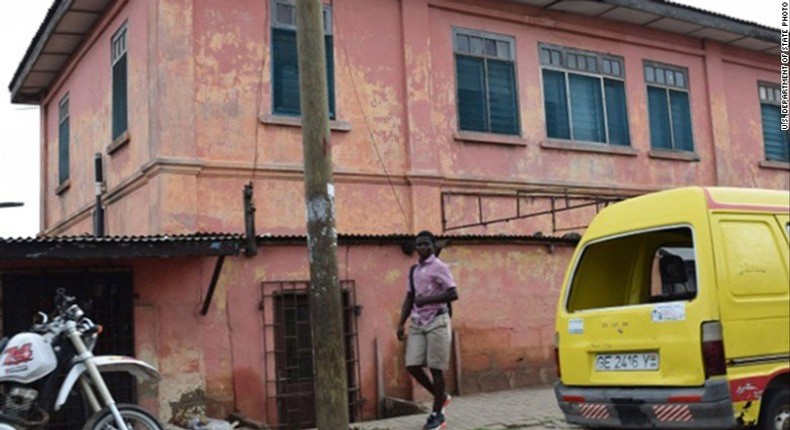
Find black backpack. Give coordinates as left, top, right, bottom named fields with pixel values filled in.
left=409, top=264, right=453, bottom=317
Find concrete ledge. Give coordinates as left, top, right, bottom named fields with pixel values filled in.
left=382, top=396, right=429, bottom=418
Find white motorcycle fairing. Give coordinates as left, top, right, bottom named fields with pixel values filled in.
left=55, top=355, right=161, bottom=411
left=0, top=333, right=57, bottom=384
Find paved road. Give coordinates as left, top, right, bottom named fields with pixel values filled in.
left=351, top=386, right=581, bottom=430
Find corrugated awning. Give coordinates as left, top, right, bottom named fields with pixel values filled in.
left=0, top=231, right=578, bottom=260
left=0, top=233, right=244, bottom=260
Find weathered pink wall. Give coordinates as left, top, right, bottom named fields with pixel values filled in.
left=128, top=241, right=573, bottom=423
left=39, top=0, right=787, bottom=238
left=42, top=0, right=151, bottom=234
left=722, top=54, right=790, bottom=189
left=26, top=0, right=788, bottom=425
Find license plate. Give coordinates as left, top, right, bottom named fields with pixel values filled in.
left=595, top=352, right=659, bottom=371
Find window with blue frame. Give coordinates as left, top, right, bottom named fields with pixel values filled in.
left=539, top=44, right=629, bottom=146
left=454, top=29, right=519, bottom=135
left=58, top=95, right=69, bottom=185
left=645, top=62, right=693, bottom=151
left=271, top=0, right=335, bottom=119
left=758, top=83, right=789, bottom=162
left=111, top=23, right=128, bottom=141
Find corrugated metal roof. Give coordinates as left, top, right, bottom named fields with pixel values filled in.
left=0, top=231, right=578, bottom=245
left=0, top=231, right=578, bottom=260
left=0, top=232, right=245, bottom=260
left=0, top=232, right=244, bottom=244
left=661, top=0, right=776, bottom=31
left=258, top=232, right=580, bottom=244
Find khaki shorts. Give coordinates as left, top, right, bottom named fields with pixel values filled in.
left=405, top=313, right=452, bottom=370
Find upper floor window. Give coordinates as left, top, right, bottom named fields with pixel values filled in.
left=58, top=95, right=70, bottom=185
left=454, top=28, right=519, bottom=135
left=540, top=44, right=629, bottom=145
left=758, top=83, right=789, bottom=162
left=271, top=0, right=335, bottom=119
left=645, top=62, right=693, bottom=152
left=111, top=23, right=128, bottom=141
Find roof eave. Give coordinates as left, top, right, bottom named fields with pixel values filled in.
left=9, top=0, right=72, bottom=105
left=606, top=0, right=779, bottom=43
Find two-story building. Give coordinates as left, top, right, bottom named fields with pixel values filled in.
left=3, top=0, right=787, bottom=428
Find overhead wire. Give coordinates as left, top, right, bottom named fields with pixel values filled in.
left=332, top=2, right=411, bottom=232
left=250, top=0, right=271, bottom=184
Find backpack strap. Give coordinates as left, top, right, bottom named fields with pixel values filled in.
left=409, top=264, right=417, bottom=295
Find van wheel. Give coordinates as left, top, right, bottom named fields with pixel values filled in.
left=760, top=388, right=790, bottom=430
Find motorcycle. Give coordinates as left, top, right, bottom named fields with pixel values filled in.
left=0, top=288, right=163, bottom=430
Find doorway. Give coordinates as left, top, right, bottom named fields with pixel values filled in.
left=0, top=269, right=136, bottom=429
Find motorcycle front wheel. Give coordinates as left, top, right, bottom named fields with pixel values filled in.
left=82, top=404, right=163, bottom=430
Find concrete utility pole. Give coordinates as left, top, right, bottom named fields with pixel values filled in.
left=295, top=1, right=349, bottom=428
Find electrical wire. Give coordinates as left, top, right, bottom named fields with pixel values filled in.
left=250, top=0, right=270, bottom=184
left=332, top=2, right=411, bottom=232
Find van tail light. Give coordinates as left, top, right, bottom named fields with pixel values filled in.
left=554, top=332, right=561, bottom=379
left=701, top=321, right=726, bottom=378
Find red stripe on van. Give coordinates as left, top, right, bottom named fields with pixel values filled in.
left=668, top=395, right=702, bottom=403
left=562, top=395, right=585, bottom=403
left=729, top=370, right=788, bottom=402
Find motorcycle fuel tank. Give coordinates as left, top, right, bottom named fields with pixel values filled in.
left=0, top=333, right=57, bottom=384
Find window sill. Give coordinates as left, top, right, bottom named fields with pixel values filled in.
left=759, top=160, right=790, bottom=170
left=541, top=139, right=638, bottom=157
left=648, top=149, right=700, bottom=162
left=454, top=131, right=527, bottom=147
left=56, top=179, right=71, bottom=196
left=107, top=131, right=131, bottom=155
left=259, top=114, right=352, bottom=132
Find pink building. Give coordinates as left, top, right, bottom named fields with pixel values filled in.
left=3, top=0, right=787, bottom=428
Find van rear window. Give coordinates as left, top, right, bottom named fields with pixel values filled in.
left=566, top=227, right=697, bottom=312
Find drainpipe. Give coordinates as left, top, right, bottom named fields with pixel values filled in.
left=93, top=153, right=105, bottom=236
left=244, top=182, right=257, bottom=256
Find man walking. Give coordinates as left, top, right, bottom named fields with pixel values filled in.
left=397, top=231, right=459, bottom=430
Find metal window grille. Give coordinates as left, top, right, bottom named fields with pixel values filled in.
left=261, top=280, right=363, bottom=429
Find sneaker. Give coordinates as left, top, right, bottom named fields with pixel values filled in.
left=423, top=412, right=446, bottom=430
left=442, top=393, right=452, bottom=415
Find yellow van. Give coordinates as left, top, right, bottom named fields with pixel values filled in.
left=554, top=187, right=789, bottom=429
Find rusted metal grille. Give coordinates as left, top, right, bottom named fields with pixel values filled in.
left=261, top=280, right=363, bottom=429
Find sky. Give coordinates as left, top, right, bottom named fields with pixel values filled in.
left=0, top=0, right=781, bottom=238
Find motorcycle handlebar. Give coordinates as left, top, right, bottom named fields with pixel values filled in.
left=54, top=287, right=76, bottom=314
